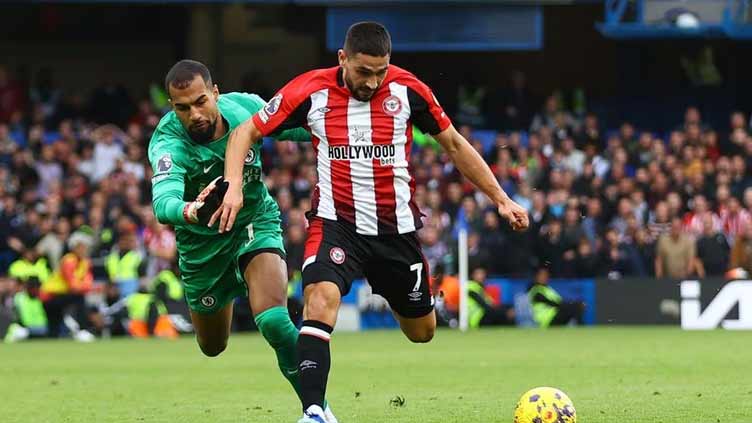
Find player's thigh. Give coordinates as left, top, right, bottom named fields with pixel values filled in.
left=393, top=311, right=436, bottom=343
left=190, top=301, right=234, bottom=356
left=365, top=233, right=435, bottom=342
left=178, top=230, right=245, bottom=315
left=239, top=250, right=288, bottom=316
left=235, top=209, right=289, bottom=315
left=300, top=218, right=363, bottom=326
left=181, top=254, right=245, bottom=315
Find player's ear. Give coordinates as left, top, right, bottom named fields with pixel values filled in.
left=212, top=84, right=219, bottom=100
left=337, top=49, right=346, bottom=66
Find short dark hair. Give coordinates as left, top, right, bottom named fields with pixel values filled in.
left=343, top=21, right=391, bottom=57
left=164, top=59, right=212, bottom=96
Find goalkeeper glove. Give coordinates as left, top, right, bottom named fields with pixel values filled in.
left=182, top=176, right=230, bottom=225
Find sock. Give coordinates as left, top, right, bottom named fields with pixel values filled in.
left=255, top=306, right=303, bottom=400
left=297, top=320, right=333, bottom=410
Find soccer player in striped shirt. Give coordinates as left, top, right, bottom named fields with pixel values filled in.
left=212, top=22, right=529, bottom=423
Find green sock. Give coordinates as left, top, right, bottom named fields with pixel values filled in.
left=255, top=306, right=303, bottom=401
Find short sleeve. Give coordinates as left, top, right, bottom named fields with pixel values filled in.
left=406, top=78, right=452, bottom=135
left=252, top=73, right=314, bottom=137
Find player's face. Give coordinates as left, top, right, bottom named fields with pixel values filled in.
left=169, top=76, right=220, bottom=143
left=338, top=50, right=389, bottom=102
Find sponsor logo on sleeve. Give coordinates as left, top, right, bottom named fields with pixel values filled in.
left=264, top=93, right=283, bottom=116
left=157, top=153, right=172, bottom=172
left=257, top=108, right=269, bottom=124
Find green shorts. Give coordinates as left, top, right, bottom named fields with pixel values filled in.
left=177, top=197, right=285, bottom=314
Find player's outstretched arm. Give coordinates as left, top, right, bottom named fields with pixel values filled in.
left=434, top=125, right=529, bottom=231
left=210, top=118, right=264, bottom=232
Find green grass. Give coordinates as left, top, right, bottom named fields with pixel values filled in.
left=1, top=327, right=750, bottom=422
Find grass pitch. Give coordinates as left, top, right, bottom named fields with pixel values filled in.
left=1, top=327, right=750, bottom=422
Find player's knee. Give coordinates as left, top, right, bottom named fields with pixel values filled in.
left=304, top=285, right=340, bottom=321
left=406, top=325, right=435, bottom=343
left=198, top=339, right=227, bottom=357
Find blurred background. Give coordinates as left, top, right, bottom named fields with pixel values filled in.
left=3, top=0, right=752, bottom=340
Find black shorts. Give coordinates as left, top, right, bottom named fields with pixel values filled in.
left=302, top=218, right=434, bottom=318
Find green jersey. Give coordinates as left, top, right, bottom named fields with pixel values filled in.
left=148, top=92, right=308, bottom=236
left=148, top=92, right=308, bottom=313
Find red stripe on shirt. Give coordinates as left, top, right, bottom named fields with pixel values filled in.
left=325, top=91, right=356, bottom=223
left=370, top=91, right=398, bottom=233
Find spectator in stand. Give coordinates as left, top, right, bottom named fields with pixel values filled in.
left=684, top=195, right=721, bottom=238
left=536, top=219, right=568, bottom=276
left=35, top=216, right=71, bottom=269
left=142, top=209, right=176, bottom=279
left=420, top=225, right=450, bottom=273
left=91, top=124, right=125, bottom=181
left=574, top=237, right=599, bottom=277
left=560, top=137, right=585, bottom=175
left=655, top=217, right=700, bottom=279
left=466, top=232, right=490, bottom=274
left=721, top=196, right=751, bottom=244
left=723, top=111, right=747, bottom=156
left=729, top=224, right=752, bottom=276
left=575, top=112, right=602, bottom=150
left=696, top=214, right=730, bottom=277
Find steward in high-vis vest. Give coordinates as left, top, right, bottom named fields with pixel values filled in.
left=8, top=248, right=50, bottom=284
left=528, top=267, right=585, bottom=328
left=105, top=232, right=144, bottom=299
left=4, top=278, right=49, bottom=343
left=466, top=268, right=515, bottom=328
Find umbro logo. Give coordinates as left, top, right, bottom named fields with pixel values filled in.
left=309, top=106, right=331, bottom=121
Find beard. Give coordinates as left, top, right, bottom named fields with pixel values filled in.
left=187, top=118, right=217, bottom=144
left=345, top=76, right=376, bottom=102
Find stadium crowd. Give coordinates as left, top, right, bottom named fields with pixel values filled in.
left=2, top=65, right=752, bottom=337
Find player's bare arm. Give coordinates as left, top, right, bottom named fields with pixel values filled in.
left=433, top=125, right=529, bottom=231
left=209, top=118, right=264, bottom=232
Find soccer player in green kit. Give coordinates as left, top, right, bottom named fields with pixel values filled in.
left=148, top=60, right=337, bottom=423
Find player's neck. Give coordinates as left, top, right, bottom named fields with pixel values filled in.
left=213, top=115, right=228, bottom=140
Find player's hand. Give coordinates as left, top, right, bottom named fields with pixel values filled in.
left=209, top=180, right=243, bottom=233
left=498, top=198, right=529, bottom=232
left=183, top=176, right=229, bottom=224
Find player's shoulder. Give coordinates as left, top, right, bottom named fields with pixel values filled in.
left=221, top=91, right=264, bottom=107
left=220, top=92, right=265, bottom=114
left=386, top=65, right=436, bottom=101
left=386, top=64, right=426, bottom=86
left=282, top=66, right=340, bottom=97
left=148, top=113, right=188, bottom=158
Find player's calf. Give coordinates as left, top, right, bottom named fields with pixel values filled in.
left=297, top=282, right=341, bottom=412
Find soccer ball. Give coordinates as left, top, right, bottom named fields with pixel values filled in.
left=513, top=387, right=576, bottom=423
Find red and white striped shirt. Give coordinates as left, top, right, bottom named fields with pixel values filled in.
left=253, top=65, right=452, bottom=235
